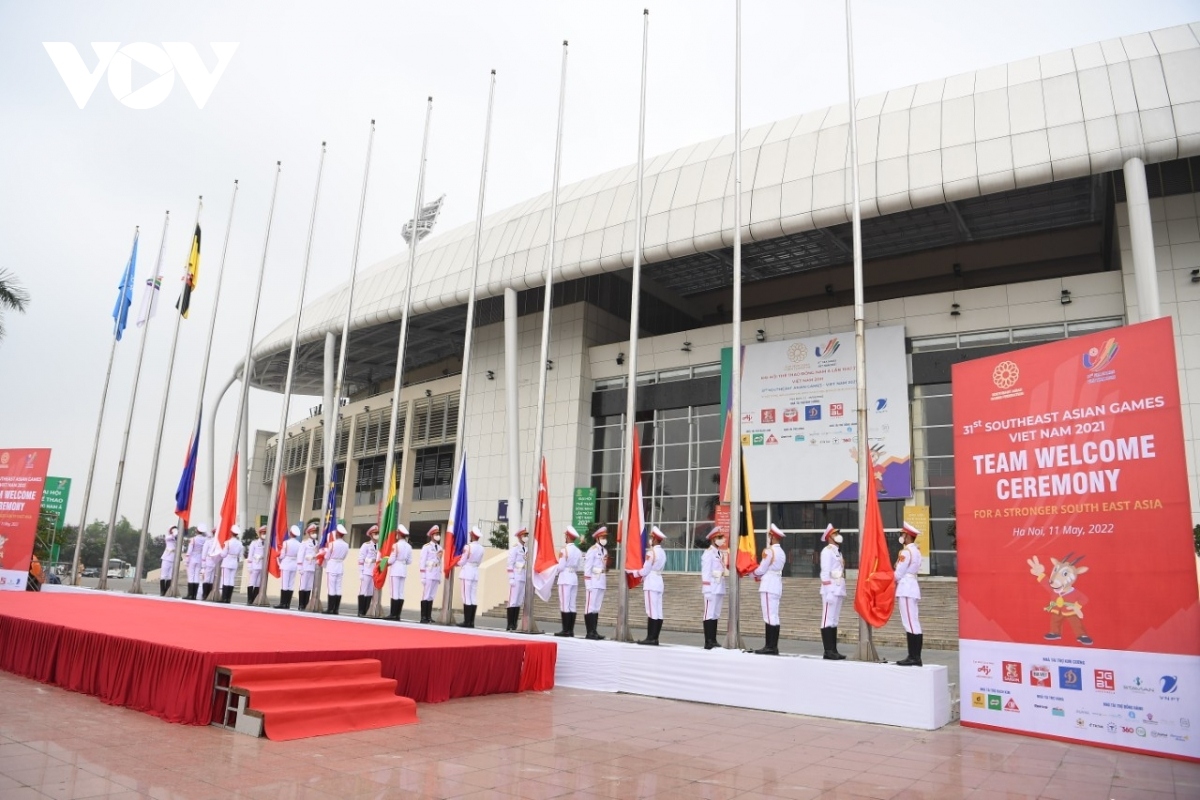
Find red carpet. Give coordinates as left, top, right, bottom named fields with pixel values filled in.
left=219, top=659, right=419, bottom=741
left=0, top=591, right=555, bottom=726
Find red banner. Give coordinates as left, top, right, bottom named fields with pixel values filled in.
left=953, top=318, right=1199, bottom=761
left=0, top=448, right=51, bottom=591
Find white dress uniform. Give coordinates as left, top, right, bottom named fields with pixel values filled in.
left=246, top=537, right=265, bottom=591
left=895, top=541, right=922, bottom=634
left=219, top=536, right=243, bottom=587
left=506, top=541, right=527, bottom=609
left=459, top=539, right=485, bottom=606
left=388, top=540, right=413, bottom=600
left=202, top=535, right=222, bottom=587
left=820, top=543, right=847, bottom=628
left=160, top=528, right=178, bottom=583
left=582, top=542, right=607, bottom=615
left=279, top=535, right=300, bottom=591
left=324, top=537, right=349, bottom=595
left=186, top=533, right=206, bottom=586
left=299, top=537, right=318, bottom=591
left=701, top=544, right=728, bottom=622
left=419, top=540, right=442, bottom=602
left=753, top=543, right=786, bottom=625
left=556, top=544, right=582, bottom=613
left=636, top=543, right=667, bottom=619
left=358, top=539, right=378, bottom=600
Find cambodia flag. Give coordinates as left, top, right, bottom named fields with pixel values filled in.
left=443, top=454, right=468, bottom=578
left=623, top=429, right=647, bottom=589
left=267, top=478, right=287, bottom=578
left=174, top=409, right=201, bottom=525
left=854, top=473, right=896, bottom=627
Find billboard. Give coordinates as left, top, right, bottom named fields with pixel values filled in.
left=0, top=448, right=51, bottom=591
left=739, top=325, right=911, bottom=502
left=40, top=476, right=71, bottom=531
left=953, top=318, right=1199, bottom=761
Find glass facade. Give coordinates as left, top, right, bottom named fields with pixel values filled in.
left=311, top=465, right=347, bottom=512
left=412, top=445, right=455, bottom=501
left=911, top=382, right=956, bottom=576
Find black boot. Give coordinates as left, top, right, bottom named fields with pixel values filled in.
left=275, top=590, right=292, bottom=610
left=586, top=613, right=606, bottom=640
left=200, top=583, right=212, bottom=601
left=897, top=632, right=917, bottom=666
left=159, top=579, right=168, bottom=596
left=323, top=595, right=340, bottom=615
left=823, top=627, right=846, bottom=660
left=420, top=600, right=432, bottom=623
left=458, top=604, right=476, bottom=628
left=554, top=612, right=572, bottom=636
left=506, top=606, right=519, bottom=631
left=357, top=596, right=368, bottom=617
left=221, top=586, right=234, bottom=603
left=755, top=624, right=779, bottom=655
left=702, top=618, right=716, bottom=650
left=387, top=599, right=402, bottom=621
left=911, top=633, right=923, bottom=667
left=638, top=618, right=660, bottom=646
left=184, top=583, right=194, bottom=600
left=246, top=586, right=257, bottom=605
left=298, top=590, right=310, bottom=610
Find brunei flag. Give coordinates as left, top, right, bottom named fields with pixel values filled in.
left=736, top=451, right=760, bottom=577
left=373, top=464, right=399, bottom=591
left=176, top=224, right=201, bottom=318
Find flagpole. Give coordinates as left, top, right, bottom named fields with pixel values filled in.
left=844, top=0, right=877, bottom=662
left=206, top=162, right=282, bottom=602
left=308, top=121, right=377, bottom=613
left=615, top=11, right=649, bottom=644
left=100, top=215, right=167, bottom=590
left=438, top=74, right=494, bottom=624
left=163, top=187, right=235, bottom=596
left=520, top=40, right=569, bottom=634
left=724, top=0, right=746, bottom=650
left=257, top=143, right=327, bottom=607
left=69, top=225, right=140, bottom=585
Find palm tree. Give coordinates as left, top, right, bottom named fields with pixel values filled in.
left=0, top=269, right=30, bottom=341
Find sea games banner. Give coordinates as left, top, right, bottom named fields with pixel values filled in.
left=953, top=318, right=1199, bottom=761
left=0, top=448, right=51, bottom=591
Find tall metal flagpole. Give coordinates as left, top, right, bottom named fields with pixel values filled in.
left=725, top=0, right=746, bottom=650
left=307, top=121, right=377, bottom=612
left=845, top=0, right=877, bottom=662
left=206, top=162, right=282, bottom=602
left=615, top=11, right=649, bottom=643
left=435, top=77, right=494, bottom=624
left=99, top=214, right=168, bottom=590
left=256, top=143, right=327, bottom=606
left=70, top=225, right=140, bottom=585
left=520, top=41, right=569, bottom=633
left=164, top=186, right=237, bottom=596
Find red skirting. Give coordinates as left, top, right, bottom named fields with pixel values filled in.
left=0, top=592, right=555, bottom=726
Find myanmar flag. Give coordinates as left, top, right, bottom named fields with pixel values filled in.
left=176, top=224, right=201, bottom=318
left=374, top=464, right=399, bottom=591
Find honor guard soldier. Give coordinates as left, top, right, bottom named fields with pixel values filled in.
left=458, top=527, right=485, bottom=628
left=505, top=526, right=528, bottom=631
left=357, top=525, right=380, bottom=617
left=895, top=521, right=923, bottom=666
left=298, top=523, right=319, bottom=610
left=418, top=525, right=442, bottom=623
left=246, top=526, right=266, bottom=605
left=752, top=524, right=786, bottom=655
left=632, top=526, right=668, bottom=646
left=201, top=525, right=221, bottom=600
left=322, top=524, right=349, bottom=614
left=159, top=526, right=178, bottom=597
left=184, top=525, right=207, bottom=600
left=276, top=525, right=301, bottom=609
left=819, top=524, right=847, bottom=660
left=582, top=526, right=608, bottom=640
left=554, top=527, right=583, bottom=637
left=700, top=527, right=728, bottom=650
left=218, top=526, right=244, bottom=603
left=384, top=525, right=412, bottom=621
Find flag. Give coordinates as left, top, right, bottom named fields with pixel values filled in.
left=267, top=478, right=287, bottom=578
left=315, top=465, right=338, bottom=563
left=174, top=408, right=201, bottom=525
left=136, top=274, right=162, bottom=327
left=443, top=454, right=469, bottom=578
left=532, top=457, right=558, bottom=602
left=112, top=230, right=138, bottom=341
left=854, top=472, right=896, bottom=627
left=216, top=455, right=238, bottom=545
left=736, top=450, right=759, bottom=577
left=374, top=463, right=398, bottom=590
left=622, top=429, right=647, bottom=589
left=176, top=224, right=201, bottom=318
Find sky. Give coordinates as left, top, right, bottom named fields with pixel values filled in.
left=1, top=0, right=1196, bottom=540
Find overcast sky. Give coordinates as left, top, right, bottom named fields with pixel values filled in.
left=1, top=0, right=1195, bottom=539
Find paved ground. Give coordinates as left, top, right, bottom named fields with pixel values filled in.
left=1, top=667, right=1196, bottom=800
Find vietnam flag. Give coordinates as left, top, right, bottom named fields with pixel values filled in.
left=374, top=463, right=398, bottom=591
left=531, top=458, right=558, bottom=602
left=216, top=454, right=238, bottom=545
left=267, top=478, right=287, bottom=578
left=622, top=429, right=646, bottom=589
left=854, top=473, right=896, bottom=627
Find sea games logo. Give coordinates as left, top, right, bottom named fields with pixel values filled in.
left=1082, top=337, right=1118, bottom=384
left=813, top=338, right=840, bottom=359
left=990, top=360, right=1023, bottom=401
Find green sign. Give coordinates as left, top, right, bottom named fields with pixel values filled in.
left=572, top=487, right=596, bottom=530
left=40, top=476, right=71, bottom=531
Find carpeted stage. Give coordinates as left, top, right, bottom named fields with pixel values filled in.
left=0, top=591, right=555, bottom=726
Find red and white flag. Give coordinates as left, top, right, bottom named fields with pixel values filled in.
left=531, top=458, right=558, bottom=601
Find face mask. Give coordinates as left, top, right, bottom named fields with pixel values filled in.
left=833, top=534, right=843, bottom=544
left=897, top=534, right=906, bottom=544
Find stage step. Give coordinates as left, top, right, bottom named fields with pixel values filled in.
left=483, top=573, right=959, bottom=649
left=213, top=658, right=418, bottom=741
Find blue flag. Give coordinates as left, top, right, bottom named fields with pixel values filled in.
left=319, top=464, right=339, bottom=549
left=444, top=453, right=469, bottom=576
left=112, top=230, right=139, bottom=341
left=174, top=409, right=201, bottom=524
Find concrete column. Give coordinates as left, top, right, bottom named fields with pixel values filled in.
left=1124, top=157, right=1161, bottom=321
left=504, top=287, right=524, bottom=537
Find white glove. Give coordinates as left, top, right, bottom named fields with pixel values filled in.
left=593, top=567, right=603, bottom=575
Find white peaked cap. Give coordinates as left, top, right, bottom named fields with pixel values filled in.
left=289, top=525, right=301, bottom=537
left=469, top=526, right=482, bottom=539
left=230, top=524, right=243, bottom=536
left=515, top=525, right=529, bottom=536
left=769, top=523, right=785, bottom=539
left=564, top=525, right=580, bottom=541
left=335, top=524, right=347, bottom=536
left=650, top=526, right=666, bottom=541
left=902, top=521, right=922, bottom=537
left=395, top=524, right=409, bottom=537
left=821, top=523, right=839, bottom=542
left=593, top=525, right=607, bottom=537
left=196, top=522, right=211, bottom=534
left=706, top=526, right=723, bottom=541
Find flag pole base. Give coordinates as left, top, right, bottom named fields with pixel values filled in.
left=855, top=620, right=881, bottom=662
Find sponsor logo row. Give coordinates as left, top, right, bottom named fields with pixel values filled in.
left=973, top=660, right=1179, bottom=697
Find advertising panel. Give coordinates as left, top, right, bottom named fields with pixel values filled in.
left=39, top=476, right=71, bottom=531
left=953, top=318, right=1199, bottom=761
left=0, top=448, right=52, bottom=591
left=739, top=325, right=911, bottom=502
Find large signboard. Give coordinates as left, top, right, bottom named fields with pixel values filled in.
left=953, top=318, right=1199, bottom=761
left=40, top=476, right=71, bottom=531
left=739, top=325, right=911, bottom=502
left=0, top=448, right=51, bottom=591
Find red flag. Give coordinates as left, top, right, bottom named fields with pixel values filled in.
left=531, top=458, right=558, bottom=602
left=268, top=478, right=286, bottom=578
left=854, top=474, right=896, bottom=627
left=216, top=454, right=238, bottom=545
left=623, top=430, right=646, bottom=589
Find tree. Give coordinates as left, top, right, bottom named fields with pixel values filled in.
left=489, top=523, right=509, bottom=550
left=0, top=269, right=30, bottom=341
